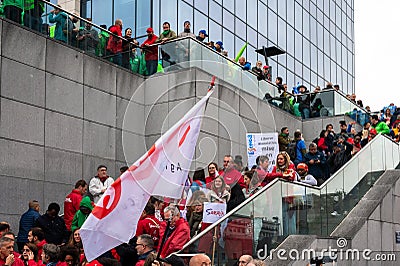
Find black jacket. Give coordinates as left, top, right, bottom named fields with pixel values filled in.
left=35, top=213, right=68, bottom=245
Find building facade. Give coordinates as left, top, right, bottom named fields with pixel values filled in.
left=78, top=0, right=355, bottom=94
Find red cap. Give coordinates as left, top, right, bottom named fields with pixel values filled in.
left=263, top=65, right=269, bottom=69
left=146, top=27, right=154, bottom=33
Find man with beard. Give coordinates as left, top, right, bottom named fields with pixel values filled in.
left=89, top=165, right=114, bottom=203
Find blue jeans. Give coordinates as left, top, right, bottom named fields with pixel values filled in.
left=301, top=108, right=310, bottom=119
left=146, top=60, right=158, bottom=75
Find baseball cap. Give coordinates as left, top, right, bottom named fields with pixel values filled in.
left=146, top=27, right=154, bottom=33
left=199, top=29, right=208, bottom=37
left=263, top=65, right=269, bottom=69
left=216, top=41, right=223, bottom=49
left=297, top=163, right=308, bottom=172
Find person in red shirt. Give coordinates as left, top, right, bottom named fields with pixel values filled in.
left=27, top=228, right=46, bottom=258
left=64, top=180, right=87, bottom=232
left=158, top=206, right=190, bottom=258
left=0, top=237, right=24, bottom=266
left=220, top=155, right=245, bottom=188
left=271, top=151, right=297, bottom=181
left=205, top=162, right=219, bottom=187
left=141, top=28, right=158, bottom=75
left=107, top=19, right=123, bottom=66
left=135, top=203, right=160, bottom=250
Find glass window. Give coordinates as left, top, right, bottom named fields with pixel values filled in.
left=330, top=1, right=335, bottom=19
left=209, top=19, right=222, bottom=45
left=152, top=0, right=160, bottom=37
left=303, top=38, right=310, bottom=68
left=323, top=0, right=329, bottom=15
left=223, top=0, right=234, bottom=11
left=294, top=30, right=302, bottom=61
left=277, top=0, right=286, bottom=19
left=295, top=59, right=302, bottom=76
left=310, top=44, right=317, bottom=73
left=324, top=55, right=330, bottom=81
left=287, top=54, right=295, bottom=74
left=258, top=4, right=268, bottom=37
left=286, top=25, right=294, bottom=56
left=209, top=1, right=222, bottom=24
left=160, top=0, right=178, bottom=33
left=330, top=34, right=336, bottom=61
left=286, top=71, right=295, bottom=89
left=223, top=9, right=234, bottom=33
left=331, top=61, right=337, bottom=84
left=303, top=66, right=311, bottom=85
left=178, top=1, right=194, bottom=34
left=336, top=42, right=342, bottom=66
left=336, top=7, right=341, bottom=29
left=214, top=0, right=222, bottom=4
left=247, top=0, right=257, bottom=29
left=268, top=8, right=277, bottom=45
left=317, top=7, right=323, bottom=23
left=303, top=9, right=310, bottom=40
left=114, top=0, right=135, bottom=33
left=342, top=44, right=347, bottom=70
left=223, top=29, right=234, bottom=58
left=317, top=49, right=323, bottom=74
left=194, top=9, right=208, bottom=37
left=235, top=17, right=246, bottom=41
left=294, top=2, right=302, bottom=33
left=235, top=0, right=246, bottom=21
left=194, top=0, right=208, bottom=12
left=310, top=18, right=316, bottom=44
left=342, top=12, right=347, bottom=35
left=286, top=0, right=294, bottom=26
left=347, top=16, right=353, bottom=38
left=309, top=2, right=317, bottom=18
left=247, top=26, right=257, bottom=48
left=317, top=22, right=323, bottom=50
left=311, top=71, right=317, bottom=87
left=136, top=0, right=151, bottom=36
left=268, top=0, right=277, bottom=11
left=318, top=75, right=325, bottom=88
left=92, top=0, right=112, bottom=26
left=247, top=44, right=257, bottom=65
left=258, top=35, right=268, bottom=50
left=277, top=16, right=286, bottom=50
left=235, top=37, right=246, bottom=59
left=323, top=28, right=329, bottom=54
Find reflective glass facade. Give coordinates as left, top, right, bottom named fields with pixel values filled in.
left=80, top=0, right=355, bottom=93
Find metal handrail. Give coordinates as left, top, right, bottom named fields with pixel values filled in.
left=177, top=133, right=399, bottom=252
left=40, top=0, right=141, bottom=49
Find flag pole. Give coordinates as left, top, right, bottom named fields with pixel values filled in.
left=157, top=217, right=171, bottom=260
left=211, top=227, right=217, bottom=265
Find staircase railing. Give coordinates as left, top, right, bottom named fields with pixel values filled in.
left=175, top=134, right=399, bottom=263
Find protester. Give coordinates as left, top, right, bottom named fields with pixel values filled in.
left=17, top=201, right=40, bottom=252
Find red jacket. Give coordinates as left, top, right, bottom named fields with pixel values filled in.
left=221, top=168, right=245, bottom=188
left=0, top=256, right=24, bottom=266
left=271, top=163, right=297, bottom=181
left=158, top=218, right=190, bottom=258
left=107, top=25, right=123, bottom=53
left=141, top=35, right=158, bottom=61
left=136, top=214, right=160, bottom=249
left=64, top=189, right=83, bottom=230
left=36, top=240, right=46, bottom=258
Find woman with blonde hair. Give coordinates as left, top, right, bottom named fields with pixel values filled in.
left=206, top=176, right=230, bottom=203
left=271, top=151, right=297, bottom=181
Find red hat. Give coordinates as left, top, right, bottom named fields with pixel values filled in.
left=369, top=128, right=377, bottom=135
left=297, top=163, right=308, bottom=172
left=263, top=65, right=269, bottom=69
left=146, top=27, right=154, bottom=33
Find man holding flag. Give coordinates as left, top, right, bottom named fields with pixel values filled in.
left=80, top=77, right=216, bottom=261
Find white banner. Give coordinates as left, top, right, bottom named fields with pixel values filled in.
left=202, top=202, right=227, bottom=223
left=246, top=132, right=279, bottom=168
left=81, top=89, right=214, bottom=261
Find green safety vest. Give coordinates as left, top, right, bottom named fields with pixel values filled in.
left=23, top=0, right=44, bottom=11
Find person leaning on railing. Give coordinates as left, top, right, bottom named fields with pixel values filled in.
left=106, top=19, right=123, bottom=66
left=141, top=27, right=158, bottom=75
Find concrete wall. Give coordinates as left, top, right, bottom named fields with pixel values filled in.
left=0, top=19, right=364, bottom=233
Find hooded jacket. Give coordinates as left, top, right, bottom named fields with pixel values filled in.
left=71, top=196, right=93, bottom=231
left=48, top=11, right=68, bottom=42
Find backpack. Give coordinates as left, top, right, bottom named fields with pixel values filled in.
left=287, top=141, right=297, bottom=161
left=62, top=18, right=74, bottom=35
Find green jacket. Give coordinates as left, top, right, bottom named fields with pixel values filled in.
left=49, top=11, right=68, bottom=42
left=2, top=0, right=24, bottom=9
left=372, top=121, right=390, bottom=135
left=71, top=196, right=93, bottom=231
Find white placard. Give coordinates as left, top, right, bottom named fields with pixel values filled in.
left=246, top=132, right=279, bottom=168
left=202, top=202, right=227, bottom=223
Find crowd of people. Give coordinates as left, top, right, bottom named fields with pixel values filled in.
left=0, top=110, right=391, bottom=266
